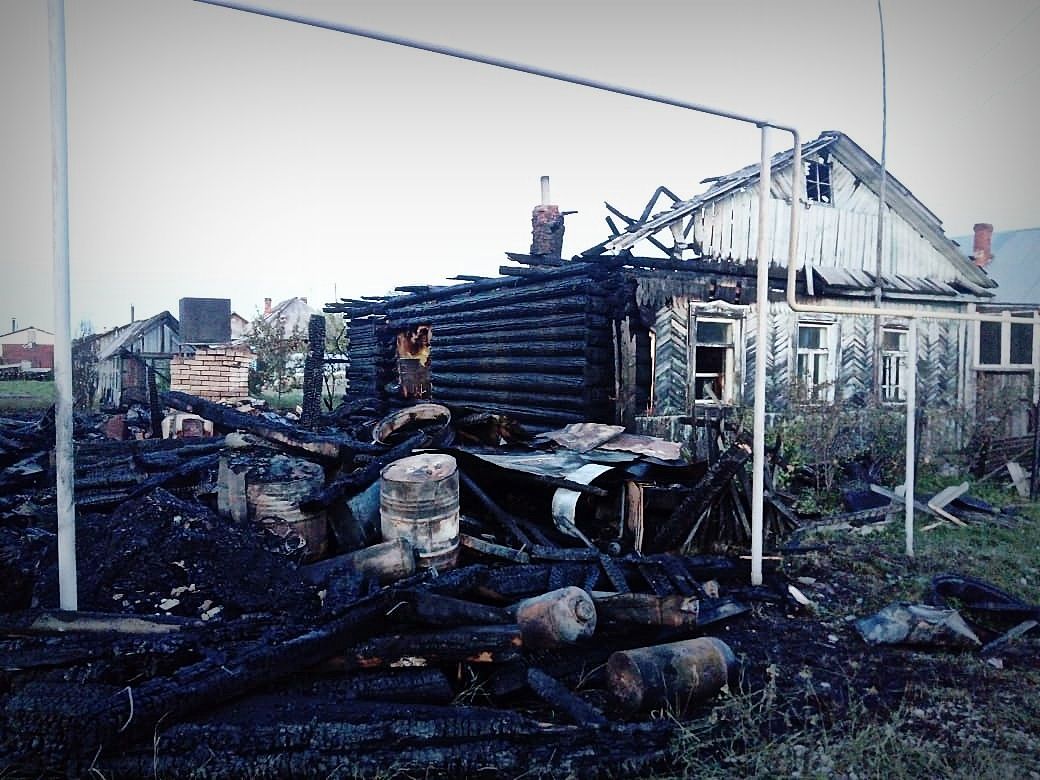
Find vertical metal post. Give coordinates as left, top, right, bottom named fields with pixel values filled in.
left=750, top=126, right=772, bottom=586
left=49, top=0, right=77, bottom=610
left=904, top=319, right=917, bottom=557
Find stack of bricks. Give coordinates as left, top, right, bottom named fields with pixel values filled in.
left=170, top=345, right=253, bottom=400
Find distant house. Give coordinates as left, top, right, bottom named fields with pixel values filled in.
left=0, top=324, right=55, bottom=371
left=258, top=297, right=318, bottom=339
left=230, top=311, right=250, bottom=342
left=90, top=311, right=181, bottom=408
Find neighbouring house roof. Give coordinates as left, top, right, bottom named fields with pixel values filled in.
left=97, top=311, right=179, bottom=362
left=262, top=297, right=318, bottom=337
left=0, top=325, right=54, bottom=339
left=955, top=227, right=1040, bottom=305
left=583, top=130, right=995, bottom=292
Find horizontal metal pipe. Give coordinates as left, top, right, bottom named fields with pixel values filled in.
left=194, top=0, right=796, bottom=134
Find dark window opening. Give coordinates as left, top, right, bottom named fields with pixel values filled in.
left=979, top=321, right=1002, bottom=365
left=1010, top=322, right=1033, bottom=365
left=805, top=160, right=832, bottom=204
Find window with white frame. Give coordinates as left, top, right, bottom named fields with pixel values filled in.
left=880, top=326, right=908, bottom=402
left=795, top=323, right=834, bottom=402
left=977, top=316, right=1035, bottom=368
left=689, top=316, right=737, bottom=403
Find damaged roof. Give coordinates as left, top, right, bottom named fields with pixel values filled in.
left=583, top=130, right=996, bottom=292
left=97, top=311, right=179, bottom=362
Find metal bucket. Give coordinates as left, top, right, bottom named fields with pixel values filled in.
left=244, top=455, right=328, bottom=562
left=379, top=453, right=460, bottom=570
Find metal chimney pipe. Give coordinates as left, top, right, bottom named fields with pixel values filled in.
left=540, top=175, right=551, bottom=207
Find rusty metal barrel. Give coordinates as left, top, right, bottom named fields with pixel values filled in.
left=606, top=637, right=736, bottom=713
left=511, top=587, right=597, bottom=648
left=379, top=453, right=460, bottom=570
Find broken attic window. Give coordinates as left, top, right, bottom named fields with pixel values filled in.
left=690, top=317, right=736, bottom=403
left=805, top=159, right=832, bottom=204
left=880, top=327, right=908, bottom=403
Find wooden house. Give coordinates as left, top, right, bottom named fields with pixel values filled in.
left=330, top=131, right=1002, bottom=455
left=91, top=311, right=181, bottom=408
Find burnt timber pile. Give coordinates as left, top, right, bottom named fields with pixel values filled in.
left=0, top=380, right=809, bottom=777
left=327, top=256, right=630, bottom=428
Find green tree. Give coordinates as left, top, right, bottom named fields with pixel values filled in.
left=71, top=320, right=98, bottom=410
left=321, top=313, right=349, bottom=411
left=245, top=312, right=307, bottom=401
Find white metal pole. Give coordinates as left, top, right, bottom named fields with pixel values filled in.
left=49, top=0, right=77, bottom=611
left=904, top=319, right=917, bottom=557
left=750, top=127, right=772, bottom=586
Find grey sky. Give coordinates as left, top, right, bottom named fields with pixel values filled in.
left=1, top=0, right=1038, bottom=334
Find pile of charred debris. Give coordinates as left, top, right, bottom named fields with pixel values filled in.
left=1, top=391, right=1037, bottom=778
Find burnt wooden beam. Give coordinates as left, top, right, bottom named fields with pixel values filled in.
left=504, top=251, right=567, bottom=267
left=331, top=624, right=523, bottom=671
left=603, top=201, right=673, bottom=257
left=459, top=471, right=532, bottom=549
left=388, top=589, right=513, bottom=627
left=161, top=391, right=363, bottom=461
left=526, top=667, right=609, bottom=727
left=300, top=432, right=426, bottom=513
left=124, top=453, right=220, bottom=501
left=651, top=431, right=754, bottom=552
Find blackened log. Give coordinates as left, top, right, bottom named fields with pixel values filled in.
left=133, top=439, right=226, bottom=469
left=530, top=546, right=599, bottom=562
left=29, top=590, right=399, bottom=760
left=388, top=589, right=512, bottom=627
left=124, top=453, right=220, bottom=500
left=432, top=357, right=597, bottom=376
left=385, top=297, right=607, bottom=330
left=329, top=667, right=455, bottom=704
left=332, top=624, right=523, bottom=671
left=599, top=554, right=630, bottom=593
left=526, top=667, right=608, bottom=727
left=428, top=310, right=597, bottom=337
left=434, top=388, right=589, bottom=413
left=459, top=471, right=531, bottom=549
left=302, top=314, right=326, bottom=424
left=651, top=431, right=753, bottom=551
left=300, top=432, right=426, bottom=512
left=161, top=391, right=362, bottom=460
left=434, top=372, right=589, bottom=392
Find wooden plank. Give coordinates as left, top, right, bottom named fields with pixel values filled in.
left=1007, top=461, right=1030, bottom=498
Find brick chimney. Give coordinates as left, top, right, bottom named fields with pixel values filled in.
left=530, top=176, right=565, bottom=258
left=972, top=223, right=994, bottom=268
left=263, top=297, right=272, bottom=315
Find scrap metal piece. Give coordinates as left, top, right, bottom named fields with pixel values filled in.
left=550, top=463, right=613, bottom=548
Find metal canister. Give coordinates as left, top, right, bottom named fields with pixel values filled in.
left=379, top=453, right=460, bottom=570
left=512, top=587, right=597, bottom=648
left=606, top=637, right=737, bottom=713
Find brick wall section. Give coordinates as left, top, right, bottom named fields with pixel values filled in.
left=170, top=345, right=253, bottom=400
left=2, top=343, right=55, bottom=369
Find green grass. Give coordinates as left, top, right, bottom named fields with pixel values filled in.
left=0, top=379, right=55, bottom=411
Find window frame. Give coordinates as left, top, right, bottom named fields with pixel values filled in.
left=975, top=313, right=1036, bottom=370
left=880, top=325, right=909, bottom=404
left=794, top=321, right=837, bottom=403
left=687, top=311, right=740, bottom=406
left=804, top=158, right=833, bottom=205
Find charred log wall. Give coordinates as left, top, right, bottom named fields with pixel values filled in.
left=329, top=262, right=626, bottom=428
